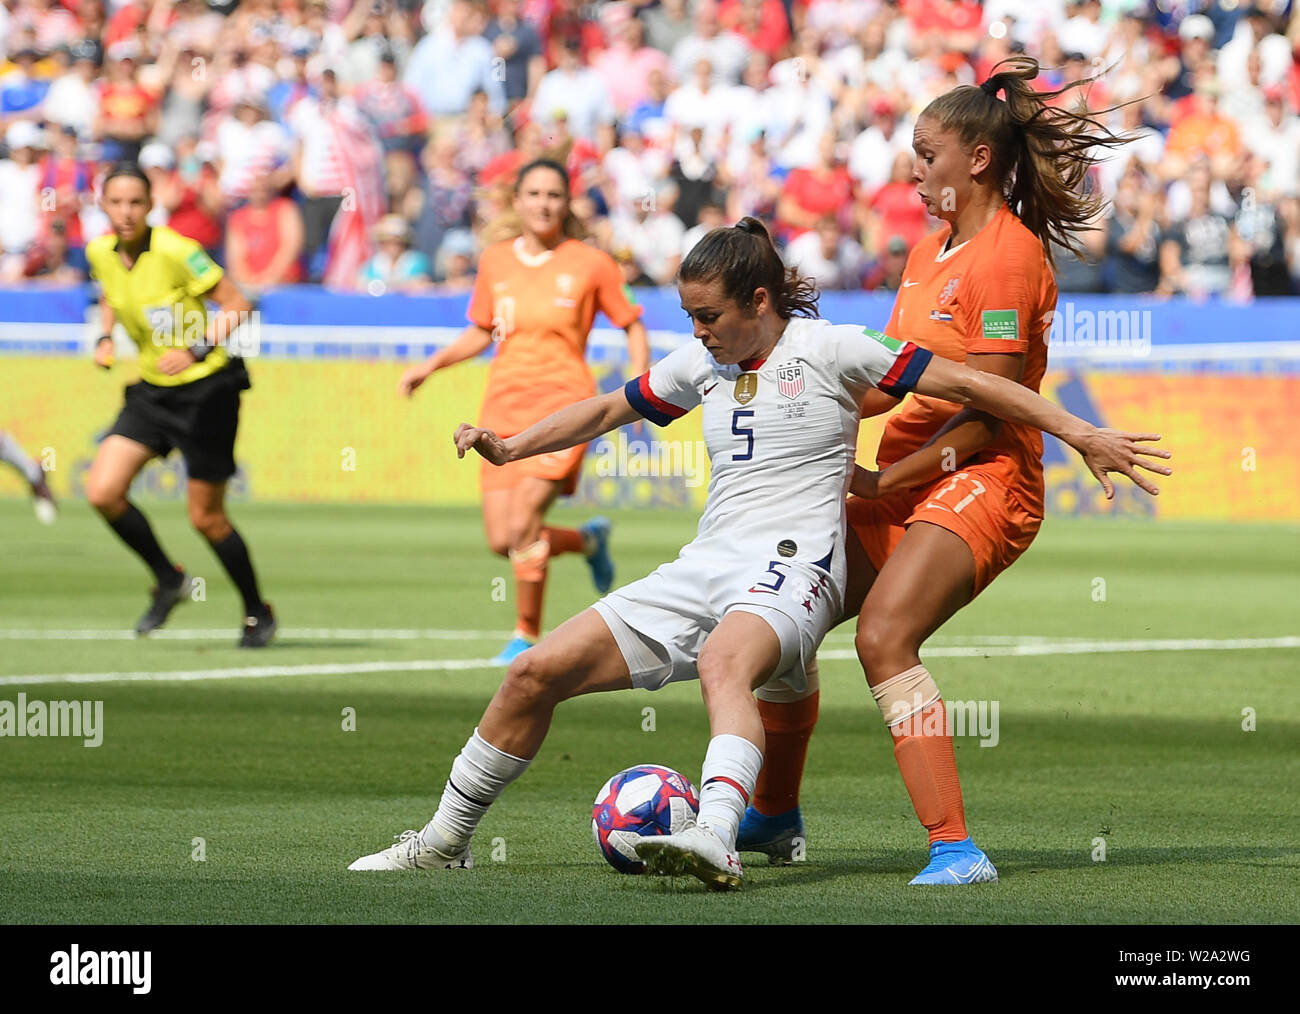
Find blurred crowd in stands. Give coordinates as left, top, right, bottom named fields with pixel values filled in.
left=1, top=0, right=1298, bottom=298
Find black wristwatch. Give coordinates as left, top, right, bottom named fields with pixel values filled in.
left=190, top=342, right=213, bottom=362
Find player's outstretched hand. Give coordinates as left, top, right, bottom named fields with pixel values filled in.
left=1076, top=429, right=1172, bottom=499
left=454, top=423, right=510, bottom=465
left=398, top=363, right=433, bottom=398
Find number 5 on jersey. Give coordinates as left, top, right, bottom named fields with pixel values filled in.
left=732, top=409, right=754, bottom=461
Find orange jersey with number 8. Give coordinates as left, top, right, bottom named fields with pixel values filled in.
left=468, top=237, right=643, bottom=437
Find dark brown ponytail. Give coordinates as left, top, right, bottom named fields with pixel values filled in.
left=925, top=56, right=1134, bottom=266
left=679, top=216, right=820, bottom=319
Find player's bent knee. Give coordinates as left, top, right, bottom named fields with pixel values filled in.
left=189, top=509, right=228, bottom=540
left=85, top=481, right=126, bottom=516
left=855, top=620, right=913, bottom=679
left=696, top=649, right=750, bottom=700
left=502, top=649, right=571, bottom=709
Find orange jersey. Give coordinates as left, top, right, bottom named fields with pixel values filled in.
left=469, top=237, right=643, bottom=435
left=881, top=204, right=1057, bottom=515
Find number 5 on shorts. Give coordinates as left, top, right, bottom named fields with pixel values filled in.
left=748, top=560, right=789, bottom=594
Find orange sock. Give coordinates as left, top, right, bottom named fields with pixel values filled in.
left=751, top=692, right=819, bottom=816
left=890, top=699, right=968, bottom=845
left=511, top=540, right=549, bottom=641
left=543, top=527, right=585, bottom=556
left=514, top=578, right=544, bottom=640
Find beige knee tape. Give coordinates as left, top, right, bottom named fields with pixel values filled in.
left=755, top=653, right=820, bottom=703
left=871, top=664, right=940, bottom=727
left=509, top=538, right=550, bottom=583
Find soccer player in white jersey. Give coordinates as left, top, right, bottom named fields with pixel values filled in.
left=349, top=219, right=1169, bottom=888
left=1, top=429, right=56, bottom=523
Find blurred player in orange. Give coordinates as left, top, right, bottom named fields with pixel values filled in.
left=399, top=159, right=649, bottom=664
left=738, top=57, right=1148, bottom=884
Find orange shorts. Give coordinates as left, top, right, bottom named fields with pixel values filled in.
left=479, top=441, right=588, bottom=495
left=847, top=464, right=1042, bottom=598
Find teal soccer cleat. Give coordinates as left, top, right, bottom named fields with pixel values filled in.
left=579, top=516, right=614, bottom=594
left=491, top=634, right=536, bottom=666
left=909, top=837, right=998, bottom=885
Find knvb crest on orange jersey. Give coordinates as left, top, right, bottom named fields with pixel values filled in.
left=939, top=275, right=961, bottom=304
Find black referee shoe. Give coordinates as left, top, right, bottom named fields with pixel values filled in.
left=135, top=568, right=192, bottom=637
left=240, top=604, right=277, bottom=648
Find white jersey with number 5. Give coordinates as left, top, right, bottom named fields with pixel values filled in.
left=623, top=318, right=932, bottom=605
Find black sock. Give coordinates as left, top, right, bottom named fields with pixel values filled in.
left=108, top=503, right=180, bottom=587
left=207, top=527, right=265, bottom=617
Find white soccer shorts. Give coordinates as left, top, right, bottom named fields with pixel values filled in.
left=591, top=552, right=840, bottom=694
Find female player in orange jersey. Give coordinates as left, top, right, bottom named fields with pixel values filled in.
left=737, top=57, right=1151, bottom=883
left=399, top=159, right=650, bottom=664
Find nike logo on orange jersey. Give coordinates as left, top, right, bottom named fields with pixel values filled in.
left=902, top=279, right=920, bottom=287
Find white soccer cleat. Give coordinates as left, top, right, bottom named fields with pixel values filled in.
left=634, top=823, right=743, bottom=890
left=347, top=829, right=473, bottom=871
left=31, top=474, right=56, bottom=525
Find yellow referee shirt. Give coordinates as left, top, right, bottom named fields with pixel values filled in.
left=86, top=226, right=230, bottom=387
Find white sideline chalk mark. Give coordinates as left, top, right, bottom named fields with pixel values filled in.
left=2, top=628, right=1103, bottom=644
left=819, top=635, right=1300, bottom=661
left=2, top=636, right=1296, bottom=687
left=0, top=628, right=509, bottom=641
left=0, top=658, right=500, bottom=686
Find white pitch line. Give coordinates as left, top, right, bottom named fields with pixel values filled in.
left=818, top=635, right=1300, bottom=661
left=0, top=657, right=500, bottom=687
left=0, top=628, right=1114, bottom=644
left=1, top=636, right=1296, bottom=687
left=0, top=628, right=509, bottom=641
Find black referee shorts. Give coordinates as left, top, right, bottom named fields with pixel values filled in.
left=106, top=360, right=252, bottom=483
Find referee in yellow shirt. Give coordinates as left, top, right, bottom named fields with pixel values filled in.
left=84, top=163, right=276, bottom=647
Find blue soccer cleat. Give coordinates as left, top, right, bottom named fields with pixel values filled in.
left=490, top=635, right=536, bottom=666
left=736, top=805, right=804, bottom=865
left=579, top=516, right=614, bottom=594
left=909, top=837, right=998, bottom=885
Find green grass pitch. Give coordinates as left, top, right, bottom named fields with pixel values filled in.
left=0, top=499, right=1296, bottom=924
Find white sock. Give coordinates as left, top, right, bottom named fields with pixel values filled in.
left=423, top=728, right=531, bottom=851
left=0, top=432, right=42, bottom=486
left=695, top=734, right=764, bottom=852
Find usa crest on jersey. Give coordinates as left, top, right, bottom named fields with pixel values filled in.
left=777, top=364, right=805, bottom=400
